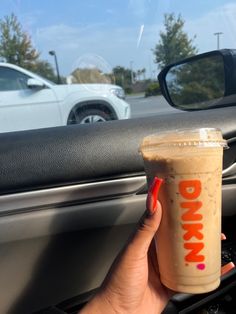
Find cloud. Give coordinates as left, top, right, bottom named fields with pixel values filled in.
left=33, top=2, right=236, bottom=77
left=34, top=22, right=160, bottom=76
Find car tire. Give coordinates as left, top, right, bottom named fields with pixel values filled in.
left=74, top=109, right=112, bottom=124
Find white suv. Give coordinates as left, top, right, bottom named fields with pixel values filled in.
left=0, top=63, right=131, bottom=133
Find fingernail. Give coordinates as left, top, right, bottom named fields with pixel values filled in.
left=146, top=177, right=163, bottom=215
left=221, top=233, right=226, bottom=240
left=221, top=262, right=235, bottom=276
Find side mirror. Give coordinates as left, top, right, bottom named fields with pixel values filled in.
left=158, top=49, right=236, bottom=111
left=27, top=78, right=45, bottom=89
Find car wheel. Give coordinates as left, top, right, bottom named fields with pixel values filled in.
left=75, top=109, right=111, bottom=124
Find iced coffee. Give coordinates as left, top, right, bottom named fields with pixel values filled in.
left=140, top=128, right=227, bottom=294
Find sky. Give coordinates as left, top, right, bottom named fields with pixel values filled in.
left=1, top=0, right=236, bottom=78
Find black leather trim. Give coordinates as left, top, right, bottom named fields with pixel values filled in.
left=163, top=269, right=236, bottom=313
left=1, top=106, right=236, bottom=195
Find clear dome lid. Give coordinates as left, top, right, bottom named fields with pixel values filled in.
left=140, top=128, right=228, bottom=151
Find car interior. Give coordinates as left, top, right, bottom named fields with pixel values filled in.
left=1, top=102, right=236, bottom=313
left=1, top=2, right=236, bottom=313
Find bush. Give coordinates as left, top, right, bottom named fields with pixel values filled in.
left=125, top=87, right=133, bottom=94
left=145, top=82, right=161, bottom=97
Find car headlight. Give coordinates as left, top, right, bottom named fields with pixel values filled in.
left=110, top=87, right=125, bottom=99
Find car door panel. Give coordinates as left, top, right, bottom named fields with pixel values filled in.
left=0, top=182, right=146, bottom=313
left=1, top=106, right=236, bottom=194
left=1, top=107, right=236, bottom=313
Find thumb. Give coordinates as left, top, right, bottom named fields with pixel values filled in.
left=129, top=177, right=163, bottom=254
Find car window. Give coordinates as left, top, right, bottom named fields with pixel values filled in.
left=0, top=1, right=234, bottom=132
left=0, top=67, right=30, bottom=91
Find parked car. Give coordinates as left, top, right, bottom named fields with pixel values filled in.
left=0, top=63, right=130, bottom=132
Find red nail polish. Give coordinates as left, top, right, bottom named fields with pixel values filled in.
left=146, top=177, right=163, bottom=215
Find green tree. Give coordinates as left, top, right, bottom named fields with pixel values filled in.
left=0, top=13, right=39, bottom=66
left=0, top=13, right=58, bottom=82
left=28, top=60, right=59, bottom=83
left=166, top=55, right=225, bottom=109
left=136, top=69, right=141, bottom=81
left=141, top=68, right=146, bottom=80
left=113, top=66, right=134, bottom=88
left=153, top=13, right=197, bottom=69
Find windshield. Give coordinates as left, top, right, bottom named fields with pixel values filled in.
left=0, top=0, right=234, bottom=132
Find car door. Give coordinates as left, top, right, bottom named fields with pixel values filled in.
left=0, top=106, right=236, bottom=313
left=0, top=66, right=62, bottom=133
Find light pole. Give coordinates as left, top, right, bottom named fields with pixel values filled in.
left=49, top=50, right=61, bottom=84
left=214, top=32, right=223, bottom=50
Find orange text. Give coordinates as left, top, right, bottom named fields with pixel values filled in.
left=179, top=180, right=205, bottom=263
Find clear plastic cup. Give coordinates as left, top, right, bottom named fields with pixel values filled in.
left=140, top=128, right=227, bottom=293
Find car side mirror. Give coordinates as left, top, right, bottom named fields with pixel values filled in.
left=27, top=78, right=45, bottom=89
left=158, top=49, right=236, bottom=111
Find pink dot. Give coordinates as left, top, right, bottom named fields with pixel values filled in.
left=197, top=263, right=205, bottom=270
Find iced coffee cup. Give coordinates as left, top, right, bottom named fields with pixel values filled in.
left=140, top=128, right=227, bottom=294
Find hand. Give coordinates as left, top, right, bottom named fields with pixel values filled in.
left=80, top=178, right=235, bottom=314
left=80, top=177, right=170, bottom=314
left=221, top=233, right=235, bottom=276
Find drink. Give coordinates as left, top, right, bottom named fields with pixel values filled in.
left=140, top=128, right=227, bottom=293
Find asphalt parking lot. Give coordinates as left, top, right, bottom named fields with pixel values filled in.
left=126, top=94, right=181, bottom=118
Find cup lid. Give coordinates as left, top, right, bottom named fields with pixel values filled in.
left=140, top=128, right=228, bottom=151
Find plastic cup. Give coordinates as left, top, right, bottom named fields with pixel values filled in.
left=140, top=128, right=227, bottom=293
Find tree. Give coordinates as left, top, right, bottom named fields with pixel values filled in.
left=136, top=69, right=141, bottom=81
left=0, top=13, right=58, bottom=82
left=141, top=68, right=146, bottom=80
left=28, top=60, right=59, bottom=83
left=0, top=13, right=39, bottom=66
left=113, top=66, right=134, bottom=88
left=166, top=55, right=225, bottom=108
left=153, top=13, right=197, bottom=69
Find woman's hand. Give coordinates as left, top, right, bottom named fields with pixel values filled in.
left=80, top=178, right=170, bottom=314
left=80, top=177, right=235, bottom=314
left=221, top=233, right=235, bottom=276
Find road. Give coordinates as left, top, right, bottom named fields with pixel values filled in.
left=126, top=94, right=180, bottom=118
